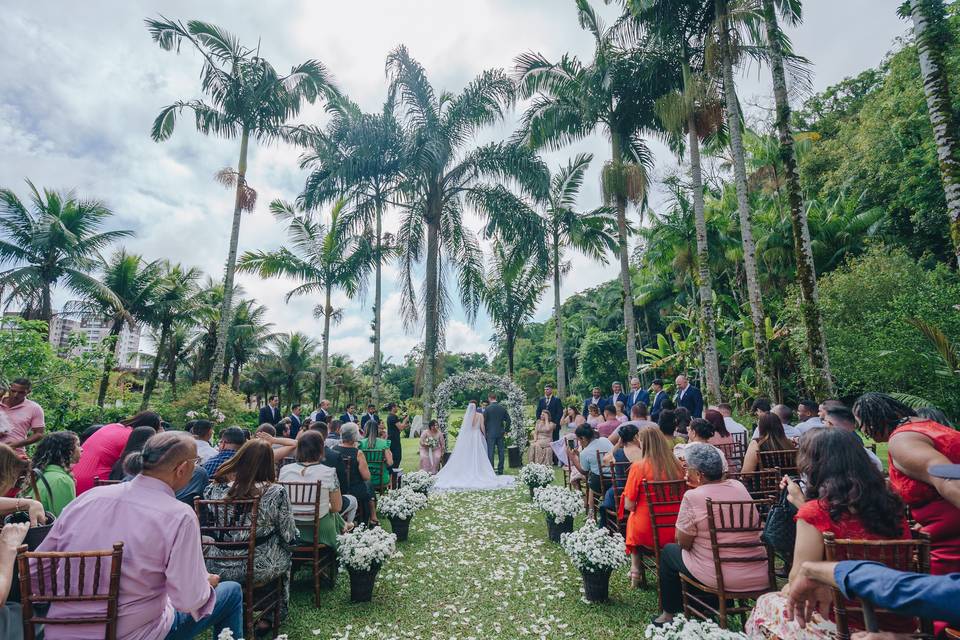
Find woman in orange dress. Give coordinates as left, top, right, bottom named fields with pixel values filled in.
left=622, top=428, right=685, bottom=588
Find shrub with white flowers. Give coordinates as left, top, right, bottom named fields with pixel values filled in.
left=643, top=615, right=748, bottom=640
left=377, top=487, right=429, bottom=520
left=533, top=486, right=585, bottom=524
left=402, top=470, right=436, bottom=493
left=518, top=463, right=554, bottom=489
left=337, top=524, right=397, bottom=572
left=186, top=408, right=226, bottom=423
left=560, top=524, right=628, bottom=574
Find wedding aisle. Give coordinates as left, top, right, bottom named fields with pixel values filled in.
left=283, top=462, right=659, bottom=639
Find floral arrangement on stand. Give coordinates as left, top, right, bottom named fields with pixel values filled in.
left=643, top=615, right=748, bottom=640
left=518, top=463, right=554, bottom=496
left=402, top=470, right=436, bottom=494
left=432, top=370, right=529, bottom=455
left=185, top=408, right=226, bottom=423
left=533, top=486, right=584, bottom=524
left=377, top=487, right=429, bottom=521
left=560, top=525, right=627, bottom=573
left=337, top=524, right=397, bottom=572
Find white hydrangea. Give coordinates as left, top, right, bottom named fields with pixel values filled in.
left=518, top=463, right=554, bottom=489
left=402, top=470, right=436, bottom=493
left=644, top=615, right=748, bottom=640
left=337, top=524, right=397, bottom=572
left=559, top=524, right=628, bottom=573
left=377, top=487, right=429, bottom=520
left=532, top=486, right=585, bottom=524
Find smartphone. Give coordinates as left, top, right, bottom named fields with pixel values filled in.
left=567, top=440, right=576, bottom=450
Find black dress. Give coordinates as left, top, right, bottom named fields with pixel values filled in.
left=386, top=414, right=403, bottom=469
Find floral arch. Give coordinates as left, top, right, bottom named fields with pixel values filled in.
left=433, top=370, right=528, bottom=454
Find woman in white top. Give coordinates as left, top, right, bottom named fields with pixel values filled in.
left=278, top=431, right=356, bottom=546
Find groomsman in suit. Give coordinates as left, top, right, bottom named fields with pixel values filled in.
left=258, top=395, right=281, bottom=425
left=649, top=379, right=668, bottom=422
left=624, top=377, right=649, bottom=413
left=582, top=387, right=607, bottom=417
left=311, top=399, right=331, bottom=424
left=360, top=404, right=380, bottom=435
left=609, top=381, right=627, bottom=411
left=340, top=403, right=359, bottom=425
left=673, top=374, right=704, bottom=418
left=536, top=384, right=563, bottom=440
left=288, top=403, right=303, bottom=438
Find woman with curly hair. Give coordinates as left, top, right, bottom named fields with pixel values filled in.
left=746, top=428, right=912, bottom=639
left=23, top=431, right=81, bottom=516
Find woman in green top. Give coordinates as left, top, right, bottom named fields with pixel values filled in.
left=24, top=431, right=81, bottom=516
left=359, top=421, right=393, bottom=490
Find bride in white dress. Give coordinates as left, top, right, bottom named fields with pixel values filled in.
left=432, top=402, right=515, bottom=491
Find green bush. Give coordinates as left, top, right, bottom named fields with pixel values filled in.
left=574, top=328, right=628, bottom=396
left=163, top=382, right=256, bottom=430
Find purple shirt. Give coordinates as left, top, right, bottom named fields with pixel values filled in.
left=36, top=475, right=216, bottom=640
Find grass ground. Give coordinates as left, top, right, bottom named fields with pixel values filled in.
left=282, top=438, right=659, bottom=639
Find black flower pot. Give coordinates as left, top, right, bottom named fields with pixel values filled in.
left=389, top=516, right=411, bottom=542
left=528, top=486, right=535, bottom=499
left=545, top=515, right=574, bottom=543
left=508, top=446, right=521, bottom=468
left=348, top=565, right=380, bottom=602
left=581, top=568, right=612, bottom=602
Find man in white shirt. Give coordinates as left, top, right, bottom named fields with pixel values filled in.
left=715, top=403, right=748, bottom=438
left=189, top=419, right=218, bottom=463
left=822, top=404, right=884, bottom=472
left=794, top=399, right=825, bottom=435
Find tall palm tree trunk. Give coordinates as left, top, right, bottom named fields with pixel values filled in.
left=372, top=204, right=383, bottom=405
left=320, top=285, right=332, bottom=401
left=207, top=127, right=249, bottom=412
left=140, top=319, right=170, bottom=410
left=761, top=0, right=834, bottom=397
left=716, top=0, right=775, bottom=399
left=96, top=322, right=124, bottom=407
left=611, top=137, right=639, bottom=378
left=421, top=214, right=441, bottom=424
left=553, top=236, right=567, bottom=398
left=41, top=285, right=53, bottom=337
left=908, top=0, right=960, bottom=267
left=507, top=331, right=515, bottom=378
left=687, top=107, right=722, bottom=403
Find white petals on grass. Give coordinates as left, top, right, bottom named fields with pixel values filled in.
left=644, top=614, right=749, bottom=640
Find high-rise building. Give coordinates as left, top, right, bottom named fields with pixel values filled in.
left=49, top=313, right=142, bottom=369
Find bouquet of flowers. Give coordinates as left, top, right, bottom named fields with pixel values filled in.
left=423, top=435, right=440, bottom=449
left=337, top=524, right=397, bottom=572
left=533, top=486, right=585, bottom=524
left=376, top=487, right=429, bottom=521
left=560, top=524, right=628, bottom=574
left=185, top=408, right=226, bottom=424
left=402, top=470, right=436, bottom=494
left=644, top=615, right=748, bottom=640
left=518, top=463, right=554, bottom=489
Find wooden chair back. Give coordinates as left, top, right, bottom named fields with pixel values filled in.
left=279, top=481, right=323, bottom=534
left=757, top=448, right=798, bottom=475
left=642, top=478, right=688, bottom=550
left=602, top=459, right=634, bottom=534
left=92, top=477, right=121, bottom=488
left=279, top=481, right=332, bottom=607
left=729, top=469, right=781, bottom=502
left=824, top=531, right=933, bottom=640
left=17, top=542, right=124, bottom=640
left=363, top=448, right=389, bottom=494
left=714, top=440, right=746, bottom=472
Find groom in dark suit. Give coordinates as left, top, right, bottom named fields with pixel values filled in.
left=483, top=394, right=511, bottom=475
left=536, top=384, right=563, bottom=440
left=258, top=396, right=280, bottom=425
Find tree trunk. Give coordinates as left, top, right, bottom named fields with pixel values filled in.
left=96, top=321, right=124, bottom=407
left=507, top=330, right=515, bottom=378
left=40, top=284, right=53, bottom=338
left=231, top=361, right=241, bottom=390
left=716, top=0, right=775, bottom=399
left=553, top=235, right=567, bottom=398
left=372, top=203, right=383, bottom=405
left=320, top=285, right=332, bottom=401
left=611, top=136, right=639, bottom=378
left=140, top=318, right=170, bottom=410
left=909, top=0, right=960, bottom=267
left=207, top=127, right=249, bottom=412
left=686, top=93, right=722, bottom=404
left=762, top=0, right=834, bottom=397
left=421, top=213, right=441, bottom=424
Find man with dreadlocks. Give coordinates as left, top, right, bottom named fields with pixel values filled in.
left=853, top=392, right=960, bottom=575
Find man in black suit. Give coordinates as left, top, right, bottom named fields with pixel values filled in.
left=582, top=387, right=607, bottom=417
left=483, top=393, right=511, bottom=474
left=536, top=384, right=563, bottom=440
left=288, top=403, right=303, bottom=438
left=311, top=399, right=331, bottom=424
left=649, top=379, right=668, bottom=422
left=359, top=404, right=380, bottom=435
left=340, top=403, right=359, bottom=425
left=609, top=381, right=627, bottom=412
left=673, top=374, right=704, bottom=418
left=258, top=395, right=280, bottom=426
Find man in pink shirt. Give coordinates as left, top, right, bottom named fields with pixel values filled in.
left=35, top=431, right=243, bottom=640
left=596, top=406, right=621, bottom=439
left=0, top=378, right=45, bottom=455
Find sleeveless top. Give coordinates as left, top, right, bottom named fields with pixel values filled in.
left=888, top=420, right=960, bottom=507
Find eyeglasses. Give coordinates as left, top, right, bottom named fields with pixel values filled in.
left=179, top=456, right=202, bottom=468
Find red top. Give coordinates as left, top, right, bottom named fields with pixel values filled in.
left=888, top=419, right=960, bottom=506
left=72, top=424, right=132, bottom=494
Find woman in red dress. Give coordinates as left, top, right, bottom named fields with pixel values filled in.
left=854, top=392, right=960, bottom=574
left=622, top=428, right=685, bottom=588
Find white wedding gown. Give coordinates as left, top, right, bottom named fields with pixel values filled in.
left=432, top=403, right=515, bottom=491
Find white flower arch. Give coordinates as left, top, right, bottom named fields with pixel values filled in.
left=433, top=370, right=528, bottom=453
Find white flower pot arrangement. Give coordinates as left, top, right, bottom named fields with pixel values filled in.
left=560, top=524, right=628, bottom=602
left=336, top=524, right=397, bottom=602
left=402, top=470, right=436, bottom=495
left=644, top=615, right=748, bottom=640
left=519, top=463, right=555, bottom=498
left=533, top=486, right=584, bottom=542
left=376, top=487, right=428, bottom=542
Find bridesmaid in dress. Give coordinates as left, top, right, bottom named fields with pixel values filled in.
left=419, top=419, right=445, bottom=474
left=529, top=411, right=555, bottom=464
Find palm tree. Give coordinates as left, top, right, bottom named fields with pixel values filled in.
left=264, top=332, right=317, bottom=406
left=237, top=199, right=373, bottom=400
left=146, top=17, right=339, bottom=411
left=158, top=323, right=194, bottom=399
left=140, top=262, right=201, bottom=410
left=298, top=95, right=407, bottom=405
left=69, top=250, right=164, bottom=407
left=514, top=0, right=675, bottom=378
left=386, top=45, right=549, bottom=422
left=225, top=299, right=274, bottom=390
left=543, top=154, right=617, bottom=396
left=900, top=0, right=960, bottom=267
left=0, top=180, right=132, bottom=330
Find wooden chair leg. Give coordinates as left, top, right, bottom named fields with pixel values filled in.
left=313, top=556, right=321, bottom=608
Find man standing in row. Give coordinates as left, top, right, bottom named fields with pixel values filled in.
left=536, top=384, right=563, bottom=440
left=582, top=387, right=606, bottom=417
left=649, top=379, right=668, bottom=422
left=340, top=403, right=359, bottom=425
left=258, top=395, right=280, bottom=426
left=0, top=378, right=45, bottom=456
left=625, top=377, right=650, bottom=413
left=673, top=374, right=703, bottom=418
left=608, top=381, right=627, bottom=411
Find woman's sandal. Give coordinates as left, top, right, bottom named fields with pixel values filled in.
left=628, top=569, right=642, bottom=589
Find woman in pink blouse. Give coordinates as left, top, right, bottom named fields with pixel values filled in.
left=72, top=411, right=162, bottom=494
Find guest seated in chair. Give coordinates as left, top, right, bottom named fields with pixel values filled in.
left=741, top=413, right=797, bottom=474
left=652, top=444, right=771, bottom=626
left=203, top=439, right=298, bottom=627
left=22, top=431, right=81, bottom=517
left=568, top=424, right=614, bottom=521
left=334, top=424, right=374, bottom=525
left=110, top=426, right=156, bottom=481
left=0, top=444, right=30, bottom=639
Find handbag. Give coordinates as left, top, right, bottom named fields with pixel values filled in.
left=761, top=486, right=798, bottom=554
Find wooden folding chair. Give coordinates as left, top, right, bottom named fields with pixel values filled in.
left=280, top=481, right=337, bottom=607
left=363, top=449, right=390, bottom=495
left=729, top=469, right=781, bottom=517
left=17, top=542, right=124, bottom=640
left=592, top=451, right=613, bottom=521
left=92, top=477, right=121, bottom=488
left=758, top=448, right=798, bottom=476
left=715, top=440, right=746, bottom=473
left=824, top=531, right=933, bottom=640
left=680, top=498, right=776, bottom=628
left=641, top=478, right=687, bottom=595
left=195, top=497, right=282, bottom=640
left=602, top=460, right=634, bottom=535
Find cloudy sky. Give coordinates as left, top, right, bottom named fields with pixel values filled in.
left=0, top=1, right=908, bottom=364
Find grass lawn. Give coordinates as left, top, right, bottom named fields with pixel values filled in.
left=282, top=438, right=659, bottom=639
